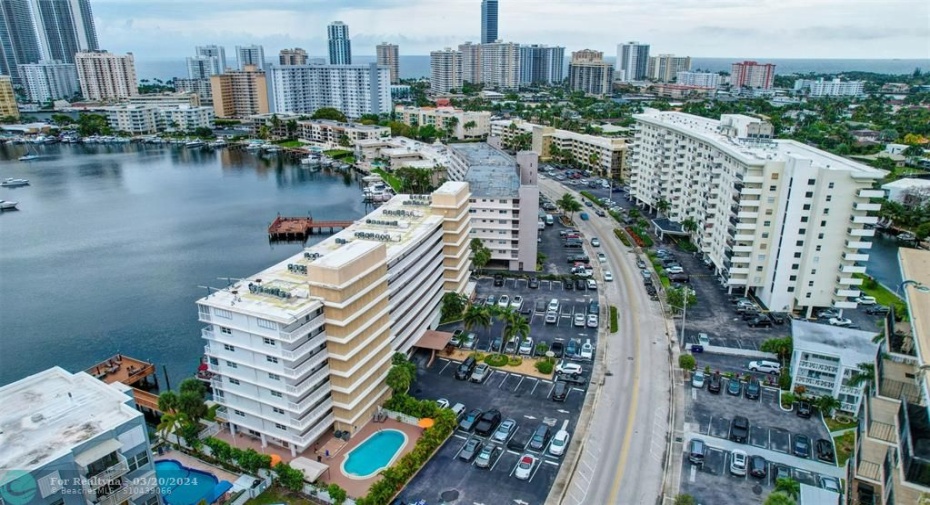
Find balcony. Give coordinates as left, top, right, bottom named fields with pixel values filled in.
left=740, top=187, right=763, bottom=196
left=848, top=227, right=876, bottom=237
left=837, top=276, right=864, bottom=286
left=840, top=263, right=867, bottom=274
left=288, top=380, right=331, bottom=412
left=730, top=267, right=750, bottom=274
left=279, top=314, right=324, bottom=342
left=280, top=331, right=326, bottom=360
left=844, top=253, right=870, bottom=262
left=283, top=350, right=329, bottom=378
left=796, top=375, right=835, bottom=390
left=850, top=215, right=879, bottom=225
left=734, top=234, right=755, bottom=241
left=96, top=482, right=133, bottom=505
left=733, top=245, right=753, bottom=253
left=736, top=222, right=757, bottom=230
left=854, top=202, right=882, bottom=212
left=859, top=189, right=885, bottom=198
left=737, top=211, right=759, bottom=219
left=899, top=400, right=930, bottom=488
left=80, top=452, right=129, bottom=491
left=799, top=359, right=839, bottom=373
left=286, top=366, right=330, bottom=395
left=846, top=240, right=873, bottom=250
left=835, top=288, right=862, bottom=298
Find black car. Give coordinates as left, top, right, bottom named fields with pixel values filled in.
left=565, top=279, right=574, bottom=291
left=454, top=356, right=477, bottom=380
left=552, top=381, right=568, bottom=401
left=520, top=303, right=532, bottom=315
left=493, top=274, right=504, bottom=287
left=769, top=312, right=786, bottom=325
left=556, top=373, right=587, bottom=386
left=793, top=434, right=811, bottom=458
left=749, top=455, right=767, bottom=478
left=474, top=409, right=502, bottom=436
left=726, top=379, right=742, bottom=396
left=748, top=316, right=772, bottom=327
left=529, top=424, right=551, bottom=451
left=575, top=279, right=586, bottom=290
left=587, top=300, right=600, bottom=315
left=730, top=416, right=749, bottom=443
left=866, top=305, right=891, bottom=315
left=797, top=401, right=813, bottom=418
left=815, top=438, right=835, bottom=463
left=528, top=277, right=539, bottom=289
left=459, top=437, right=482, bottom=462
left=745, top=380, right=761, bottom=400
left=742, top=311, right=761, bottom=321
left=568, top=254, right=590, bottom=264
left=458, top=408, right=482, bottom=431
left=490, top=337, right=502, bottom=352
left=708, top=373, right=722, bottom=394
left=507, top=429, right=531, bottom=452
left=550, top=341, right=564, bottom=358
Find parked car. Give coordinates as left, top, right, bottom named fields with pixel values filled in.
left=504, top=337, right=518, bottom=353
left=548, top=298, right=560, bottom=312
left=749, top=455, right=768, bottom=478
left=692, top=371, right=705, bottom=388
left=475, top=444, right=498, bottom=469
left=458, top=408, right=482, bottom=431
left=545, top=310, right=559, bottom=324
left=816, top=438, right=835, bottom=463
left=549, top=429, right=570, bottom=456
left=748, top=316, right=772, bottom=328
left=591, top=238, right=600, bottom=247
left=474, top=409, right=502, bottom=436
left=797, top=401, right=813, bottom=418
left=597, top=252, right=607, bottom=263
left=511, top=295, right=523, bottom=310
left=498, top=295, right=510, bottom=308
left=459, top=437, right=483, bottom=462
left=575, top=278, right=587, bottom=290
left=866, top=305, right=891, bottom=315
left=641, top=269, right=652, bottom=279
left=470, top=363, right=491, bottom=383
left=436, top=398, right=450, bottom=409
left=688, top=438, right=706, bottom=465
left=727, top=379, right=742, bottom=396
left=586, top=279, right=597, bottom=290
left=730, top=416, right=750, bottom=443
left=528, top=277, right=539, bottom=289
left=518, top=337, right=534, bottom=355
left=775, top=464, right=791, bottom=481
left=749, top=360, right=781, bottom=374
left=829, top=317, right=853, bottom=327
left=580, top=340, right=594, bottom=359
left=460, top=332, right=477, bottom=350
left=730, top=450, right=748, bottom=476
left=745, top=380, right=761, bottom=400
left=552, top=381, right=568, bottom=401
left=666, top=266, right=684, bottom=274
left=793, top=434, right=811, bottom=458
left=556, top=360, right=582, bottom=376
left=486, top=294, right=496, bottom=305
left=455, top=356, right=477, bottom=380
left=550, top=341, right=564, bottom=358
left=493, top=418, right=517, bottom=443
left=820, top=476, right=841, bottom=493
left=769, top=312, right=786, bottom=325
left=586, top=314, right=599, bottom=328
left=817, top=309, right=840, bottom=319
left=574, top=313, right=586, bottom=327
left=556, top=373, right=587, bottom=386
left=708, top=373, right=722, bottom=393
left=493, top=274, right=504, bottom=286
left=855, top=295, right=877, bottom=305
left=529, top=424, right=551, bottom=451
left=514, top=454, right=536, bottom=480
left=565, top=339, right=579, bottom=357
left=636, top=259, right=647, bottom=269
left=604, top=271, right=614, bottom=282
left=490, top=337, right=502, bottom=352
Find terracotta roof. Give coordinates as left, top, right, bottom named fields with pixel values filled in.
left=415, top=330, right=453, bottom=350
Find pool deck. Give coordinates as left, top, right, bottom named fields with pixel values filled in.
left=156, top=450, right=239, bottom=484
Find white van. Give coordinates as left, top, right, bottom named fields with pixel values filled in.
left=748, top=360, right=781, bottom=374
left=450, top=403, right=467, bottom=421
left=545, top=214, right=554, bottom=226
left=538, top=220, right=546, bottom=230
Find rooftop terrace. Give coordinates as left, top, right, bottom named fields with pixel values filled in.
left=449, top=143, right=520, bottom=198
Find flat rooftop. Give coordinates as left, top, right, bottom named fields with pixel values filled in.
left=790, top=320, right=879, bottom=365
left=899, top=248, right=930, bottom=394
left=199, top=183, right=467, bottom=321
left=449, top=143, right=520, bottom=198
left=635, top=110, right=887, bottom=178
left=0, top=367, right=140, bottom=476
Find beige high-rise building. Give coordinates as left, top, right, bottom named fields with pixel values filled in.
left=210, top=64, right=269, bottom=118
left=568, top=49, right=614, bottom=96
left=646, top=54, right=691, bottom=82
left=430, top=48, right=462, bottom=94
left=278, top=48, right=308, bottom=66
left=199, top=182, right=471, bottom=456
left=457, top=41, right=519, bottom=90
left=376, top=43, right=399, bottom=84
left=0, top=75, right=19, bottom=119
left=74, top=50, right=138, bottom=101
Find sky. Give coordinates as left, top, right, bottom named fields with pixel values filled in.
left=91, top=0, right=930, bottom=61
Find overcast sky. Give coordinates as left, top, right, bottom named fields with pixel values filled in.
left=92, top=0, right=930, bottom=60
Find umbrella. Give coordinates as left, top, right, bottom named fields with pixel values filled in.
left=417, top=418, right=435, bottom=428
left=269, top=454, right=282, bottom=466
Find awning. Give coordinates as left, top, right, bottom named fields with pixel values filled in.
left=414, top=330, right=453, bottom=351
left=289, top=456, right=328, bottom=482
left=74, top=438, right=122, bottom=467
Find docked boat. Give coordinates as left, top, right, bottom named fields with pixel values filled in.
left=898, top=232, right=917, bottom=242
left=210, top=139, right=227, bottom=148
left=262, top=144, right=281, bottom=153
left=18, top=154, right=39, bottom=161
left=185, top=140, right=205, bottom=148
left=362, top=174, right=384, bottom=183
left=0, top=200, right=19, bottom=210
left=1, top=178, right=29, bottom=187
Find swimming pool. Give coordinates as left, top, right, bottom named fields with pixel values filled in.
left=155, top=460, right=232, bottom=505
left=341, top=429, right=408, bottom=479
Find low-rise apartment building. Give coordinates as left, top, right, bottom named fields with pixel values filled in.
left=355, top=136, right=451, bottom=171
left=794, top=78, right=865, bottom=97
left=491, top=118, right=629, bottom=180
left=200, top=182, right=471, bottom=456
left=0, top=367, right=160, bottom=505
left=394, top=105, right=491, bottom=140
left=297, top=119, right=390, bottom=147
left=105, top=104, right=215, bottom=134
left=847, top=248, right=930, bottom=505
left=629, top=110, right=886, bottom=316
left=448, top=143, right=538, bottom=271
left=128, top=91, right=201, bottom=107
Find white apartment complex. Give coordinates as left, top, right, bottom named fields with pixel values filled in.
left=457, top=41, right=520, bottom=90
left=518, top=44, right=564, bottom=85
left=104, top=104, right=215, bottom=134
left=236, top=45, right=265, bottom=70
left=0, top=367, right=160, bottom=505
left=491, top=118, right=629, bottom=180
left=429, top=48, right=462, bottom=94
left=200, top=182, right=472, bottom=456
left=568, top=49, right=614, bottom=96
left=789, top=320, right=878, bottom=414
left=794, top=78, right=865, bottom=97
left=74, top=50, right=138, bottom=101
left=268, top=63, right=392, bottom=119
left=646, top=54, right=691, bottom=83
left=630, top=110, right=886, bottom=316
left=17, top=60, right=80, bottom=103
left=448, top=143, right=539, bottom=271
left=355, top=136, right=452, bottom=171
left=297, top=119, right=390, bottom=147
left=394, top=105, right=491, bottom=139
left=676, top=71, right=720, bottom=88
left=128, top=91, right=201, bottom=107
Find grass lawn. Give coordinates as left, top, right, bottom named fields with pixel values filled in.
left=372, top=168, right=403, bottom=192
left=247, top=486, right=316, bottom=505
left=854, top=273, right=908, bottom=320
left=274, top=139, right=304, bottom=148
left=834, top=431, right=855, bottom=467
left=824, top=415, right=858, bottom=432
left=324, top=149, right=353, bottom=158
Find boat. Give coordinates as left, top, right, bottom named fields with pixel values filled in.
left=18, top=154, right=39, bottom=161
left=0, top=200, right=19, bottom=210
left=897, top=232, right=917, bottom=242
left=1, top=178, right=30, bottom=187
left=210, top=139, right=227, bottom=148
left=185, top=140, right=205, bottom=148
left=262, top=144, right=281, bottom=153
left=362, top=174, right=384, bottom=183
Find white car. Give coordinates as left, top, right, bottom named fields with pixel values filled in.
left=548, top=298, right=560, bottom=312
left=545, top=310, right=559, bottom=324
left=574, top=313, right=586, bottom=327
left=855, top=296, right=877, bottom=305
left=666, top=266, right=684, bottom=274
left=730, top=449, right=748, bottom=476
left=515, top=454, right=536, bottom=480
left=698, top=333, right=710, bottom=346
left=580, top=340, right=594, bottom=360
left=556, top=360, right=582, bottom=376
left=829, top=317, right=853, bottom=327
left=604, top=270, right=613, bottom=282
left=511, top=295, right=523, bottom=309
left=597, top=252, right=607, bottom=263
left=591, top=238, right=600, bottom=247
left=586, top=279, right=597, bottom=290
left=586, top=315, right=598, bottom=328
left=518, top=337, right=534, bottom=355
left=549, top=429, right=570, bottom=456
left=436, top=398, right=450, bottom=409
left=498, top=295, right=510, bottom=308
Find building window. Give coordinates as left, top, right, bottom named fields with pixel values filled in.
left=770, top=185, right=777, bottom=191
left=214, top=308, right=232, bottom=319
left=808, top=179, right=816, bottom=185
left=756, top=266, right=763, bottom=271
left=799, top=228, right=806, bottom=235
left=234, top=410, right=245, bottom=416
left=223, top=344, right=235, bottom=352
left=263, top=338, right=276, bottom=346
left=275, top=423, right=287, bottom=431
left=794, top=252, right=802, bottom=258
left=805, top=293, right=812, bottom=299
left=789, top=275, right=797, bottom=281
left=271, top=390, right=282, bottom=397
left=826, top=195, right=832, bottom=202
left=267, top=356, right=279, bottom=364
left=809, top=281, right=814, bottom=287
left=127, top=451, right=150, bottom=471
left=787, top=287, right=795, bottom=292
left=273, top=407, right=284, bottom=414
left=811, top=269, right=817, bottom=275
left=229, top=378, right=240, bottom=385
left=269, top=373, right=280, bottom=380
left=796, top=240, right=804, bottom=246
left=226, top=361, right=237, bottom=368
left=220, top=327, right=232, bottom=335
left=803, top=204, right=811, bottom=210
left=818, top=233, right=825, bottom=239
left=762, top=232, right=769, bottom=238
left=764, top=220, right=771, bottom=227
left=256, top=318, right=277, bottom=330
left=215, top=389, right=224, bottom=397
left=792, top=264, right=799, bottom=270
left=765, top=209, right=773, bottom=215
left=772, top=173, right=779, bottom=180
left=823, top=208, right=829, bottom=215
left=821, top=220, right=827, bottom=227
left=209, top=357, right=218, bottom=366
left=800, top=216, right=808, bottom=223
left=816, top=245, right=822, bottom=251
left=828, top=182, right=835, bottom=189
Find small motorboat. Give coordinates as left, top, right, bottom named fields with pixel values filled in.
left=1, top=178, right=29, bottom=187
left=0, top=200, right=19, bottom=210
left=185, top=140, right=205, bottom=148
left=18, top=154, right=39, bottom=161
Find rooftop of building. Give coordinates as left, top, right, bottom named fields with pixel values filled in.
left=0, top=367, right=140, bottom=476
left=358, top=136, right=450, bottom=165
left=296, top=119, right=388, bottom=131
left=491, top=119, right=626, bottom=147
left=449, top=143, right=520, bottom=198
left=882, top=178, right=930, bottom=189
left=899, top=248, right=930, bottom=393
left=634, top=110, right=887, bottom=177
left=790, top=320, right=880, bottom=366
left=198, top=182, right=467, bottom=321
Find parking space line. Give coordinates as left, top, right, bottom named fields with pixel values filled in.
left=513, top=376, right=526, bottom=391
left=528, top=458, right=543, bottom=483
left=689, top=464, right=697, bottom=482
left=546, top=383, right=556, bottom=398
left=438, top=360, right=454, bottom=375
left=543, top=460, right=559, bottom=467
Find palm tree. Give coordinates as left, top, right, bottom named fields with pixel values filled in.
left=463, top=120, right=477, bottom=137
left=774, top=478, right=800, bottom=500
left=463, top=304, right=491, bottom=337
left=763, top=491, right=796, bottom=505
left=588, top=152, right=601, bottom=174
left=814, top=395, right=843, bottom=419
left=157, top=391, right=187, bottom=446
left=656, top=199, right=671, bottom=217
left=682, top=217, right=699, bottom=235
left=445, top=116, right=459, bottom=139
left=557, top=193, right=583, bottom=223
left=847, top=362, right=875, bottom=391
left=501, top=308, right=530, bottom=355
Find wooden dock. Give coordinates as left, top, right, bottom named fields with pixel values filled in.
left=268, top=215, right=354, bottom=241
left=85, top=354, right=163, bottom=413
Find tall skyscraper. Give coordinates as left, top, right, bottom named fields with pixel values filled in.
left=568, top=49, right=613, bottom=96
left=481, top=0, right=498, bottom=44
left=74, top=50, right=138, bottom=101
left=376, top=42, right=399, bottom=83
left=430, top=48, right=462, bottom=94
left=235, top=44, right=265, bottom=70
left=279, top=48, right=308, bottom=66
left=18, top=59, right=79, bottom=102
left=616, top=41, right=649, bottom=81
left=646, top=54, right=691, bottom=82
left=0, top=0, right=42, bottom=83
left=730, top=61, right=776, bottom=89
left=32, top=0, right=98, bottom=63
left=210, top=65, right=268, bottom=118
left=519, top=44, right=564, bottom=85
left=327, top=21, right=351, bottom=65
left=195, top=45, right=227, bottom=72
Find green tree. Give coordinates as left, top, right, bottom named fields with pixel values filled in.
left=463, top=303, right=492, bottom=336
left=764, top=491, right=796, bottom=505
left=417, top=124, right=440, bottom=142
left=310, top=107, right=348, bottom=122
left=177, top=378, right=208, bottom=423
left=760, top=336, right=793, bottom=366
left=814, top=395, right=842, bottom=418
left=470, top=238, right=491, bottom=274
left=156, top=391, right=188, bottom=446
left=667, top=287, right=697, bottom=313
left=678, top=354, right=696, bottom=371
left=285, top=119, right=298, bottom=138
left=847, top=362, right=875, bottom=390
left=557, top=193, right=582, bottom=222
left=463, top=120, right=477, bottom=135
left=656, top=199, right=671, bottom=217
left=386, top=364, right=413, bottom=394
left=674, top=495, right=697, bottom=505
left=501, top=307, right=531, bottom=355
left=272, top=462, right=305, bottom=492
left=440, top=292, right=467, bottom=322
left=774, top=478, right=800, bottom=500
left=327, top=483, right=347, bottom=505
left=682, top=217, right=699, bottom=234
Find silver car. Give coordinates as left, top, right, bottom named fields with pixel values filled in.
left=492, top=418, right=516, bottom=442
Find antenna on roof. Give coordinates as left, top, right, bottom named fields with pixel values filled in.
left=218, top=277, right=244, bottom=287
left=197, top=285, right=218, bottom=298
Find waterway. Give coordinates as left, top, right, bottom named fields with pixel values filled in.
left=0, top=143, right=369, bottom=386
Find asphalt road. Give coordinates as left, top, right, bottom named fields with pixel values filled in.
left=538, top=178, right=672, bottom=505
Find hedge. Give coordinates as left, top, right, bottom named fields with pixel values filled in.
left=535, top=360, right=554, bottom=374
left=610, top=306, right=619, bottom=333
left=613, top=228, right=631, bottom=247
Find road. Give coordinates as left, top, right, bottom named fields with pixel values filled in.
left=539, top=179, right=673, bottom=505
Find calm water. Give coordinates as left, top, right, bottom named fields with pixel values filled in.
left=0, top=144, right=369, bottom=386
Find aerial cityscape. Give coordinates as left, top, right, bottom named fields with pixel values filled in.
left=0, top=1, right=929, bottom=505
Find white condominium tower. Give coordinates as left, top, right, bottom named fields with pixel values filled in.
left=630, top=110, right=886, bottom=317
left=616, top=41, right=649, bottom=81
left=268, top=63, right=392, bottom=119
left=200, top=182, right=472, bottom=456
left=74, top=50, right=137, bottom=101
left=429, top=48, right=462, bottom=94
left=236, top=44, right=265, bottom=70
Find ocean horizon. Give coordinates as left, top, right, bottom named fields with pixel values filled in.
left=136, top=56, right=929, bottom=83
